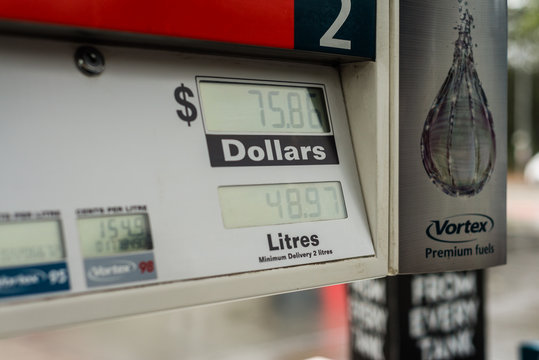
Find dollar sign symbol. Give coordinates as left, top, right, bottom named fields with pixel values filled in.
left=174, top=83, right=197, bottom=126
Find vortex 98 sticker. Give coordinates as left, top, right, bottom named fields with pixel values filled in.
left=84, top=253, right=156, bottom=287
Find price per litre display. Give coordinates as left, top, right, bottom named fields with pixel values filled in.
left=77, top=214, right=153, bottom=258
left=218, top=182, right=347, bottom=228
left=77, top=214, right=157, bottom=288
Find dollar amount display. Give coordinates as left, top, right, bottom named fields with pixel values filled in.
left=199, top=81, right=330, bottom=133
left=0, top=220, right=65, bottom=267
left=218, top=182, right=347, bottom=228
left=78, top=214, right=153, bottom=258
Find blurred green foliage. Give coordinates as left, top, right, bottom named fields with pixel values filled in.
left=510, top=0, right=539, bottom=40
left=509, top=0, right=539, bottom=69
left=507, top=1, right=539, bottom=171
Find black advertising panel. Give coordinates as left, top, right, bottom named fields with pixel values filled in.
left=349, top=271, right=485, bottom=360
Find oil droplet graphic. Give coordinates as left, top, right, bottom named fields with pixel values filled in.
left=420, top=10, right=495, bottom=197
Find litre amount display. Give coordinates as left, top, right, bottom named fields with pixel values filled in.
left=199, top=81, right=330, bottom=133
left=218, top=182, right=347, bottom=228
left=77, top=214, right=153, bottom=258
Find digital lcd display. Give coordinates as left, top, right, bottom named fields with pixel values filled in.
left=0, top=220, right=65, bottom=267
left=218, top=182, right=347, bottom=228
left=77, top=214, right=153, bottom=258
left=199, top=81, right=330, bottom=133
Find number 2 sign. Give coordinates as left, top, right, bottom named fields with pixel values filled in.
left=295, top=0, right=375, bottom=58
left=320, top=0, right=352, bottom=50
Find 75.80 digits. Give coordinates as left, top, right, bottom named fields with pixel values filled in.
left=247, top=89, right=326, bottom=131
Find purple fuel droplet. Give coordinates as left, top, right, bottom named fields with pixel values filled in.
left=420, top=9, right=496, bottom=197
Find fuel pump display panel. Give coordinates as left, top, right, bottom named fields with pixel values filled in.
left=0, top=36, right=374, bottom=306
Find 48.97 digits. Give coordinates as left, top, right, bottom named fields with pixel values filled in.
left=218, top=181, right=347, bottom=228
left=265, top=184, right=343, bottom=221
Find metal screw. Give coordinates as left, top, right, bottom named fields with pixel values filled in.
left=75, top=46, right=105, bottom=76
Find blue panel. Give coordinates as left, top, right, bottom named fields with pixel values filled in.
left=0, top=262, right=70, bottom=298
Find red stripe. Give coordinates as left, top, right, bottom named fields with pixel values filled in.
left=0, top=0, right=294, bottom=49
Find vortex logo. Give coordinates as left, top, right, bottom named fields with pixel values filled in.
left=426, top=214, right=494, bottom=243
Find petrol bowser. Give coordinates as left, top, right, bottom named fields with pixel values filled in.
left=0, top=0, right=506, bottom=338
